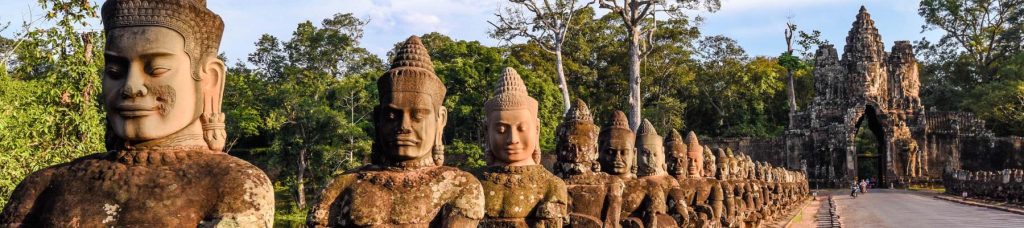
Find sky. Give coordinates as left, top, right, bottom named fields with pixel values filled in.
left=0, top=0, right=943, bottom=63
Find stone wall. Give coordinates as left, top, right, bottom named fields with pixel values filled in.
left=943, top=169, right=1024, bottom=205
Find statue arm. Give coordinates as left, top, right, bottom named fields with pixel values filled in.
left=306, top=174, right=355, bottom=228
left=0, top=168, right=55, bottom=226
left=205, top=165, right=274, bottom=228
left=533, top=179, right=569, bottom=228
left=441, top=173, right=484, bottom=228
left=668, top=186, right=690, bottom=225
left=603, top=178, right=624, bottom=228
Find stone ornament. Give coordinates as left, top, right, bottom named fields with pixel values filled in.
left=0, top=0, right=274, bottom=226
left=308, top=36, right=484, bottom=227
left=478, top=67, right=568, bottom=227
left=554, top=99, right=625, bottom=228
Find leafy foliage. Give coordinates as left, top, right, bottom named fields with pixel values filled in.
left=0, top=0, right=104, bottom=206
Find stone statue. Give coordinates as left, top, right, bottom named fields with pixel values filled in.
left=477, top=67, right=568, bottom=227
left=715, top=148, right=738, bottom=227
left=0, top=0, right=274, bottom=226
left=635, top=119, right=687, bottom=227
left=308, top=36, right=484, bottom=227
left=598, top=111, right=651, bottom=227
left=554, top=99, right=624, bottom=228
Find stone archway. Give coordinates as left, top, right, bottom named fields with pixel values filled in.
left=849, top=105, right=888, bottom=186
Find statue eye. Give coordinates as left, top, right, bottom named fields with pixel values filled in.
left=149, top=67, right=170, bottom=76
left=105, top=65, right=124, bottom=78
left=387, top=111, right=397, bottom=120
left=498, top=125, right=507, bottom=133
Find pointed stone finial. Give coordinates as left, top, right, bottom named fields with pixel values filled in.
left=636, top=119, right=658, bottom=136
left=485, top=67, right=538, bottom=114
left=565, top=98, right=593, bottom=123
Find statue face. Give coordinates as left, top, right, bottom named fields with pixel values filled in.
left=666, top=146, right=687, bottom=176
left=561, top=124, right=597, bottom=163
left=637, top=138, right=664, bottom=175
left=103, top=27, right=201, bottom=141
left=487, top=109, right=538, bottom=165
left=600, top=137, right=635, bottom=175
left=375, top=92, right=445, bottom=161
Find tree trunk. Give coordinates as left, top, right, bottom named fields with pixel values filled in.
left=627, top=31, right=643, bottom=131
left=786, top=70, right=794, bottom=111
left=555, top=46, right=571, bottom=115
left=296, top=148, right=308, bottom=209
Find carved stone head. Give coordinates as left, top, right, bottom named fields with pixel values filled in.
left=703, top=145, right=716, bottom=178
left=664, top=129, right=688, bottom=177
left=635, top=119, right=666, bottom=177
left=715, top=148, right=730, bottom=180
left=101, top=0, right=227, bottom=151
left=485, top=67, right=541, bottom=166
left=599, top=111, right=636, bottom=177
left=686, top=131, right=704, bottom=178
left=554, top=99, right=600, bottom=176
left=372, top=36, right=448, bottom=167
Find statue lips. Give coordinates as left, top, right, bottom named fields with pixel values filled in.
left=116, top=103, right=160, bottom=118
left=392, top=136, right=420, bottom=146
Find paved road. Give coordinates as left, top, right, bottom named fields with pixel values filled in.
left=830, top=189, right=1024, bottom=228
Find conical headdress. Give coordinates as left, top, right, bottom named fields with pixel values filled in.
left=636, top=119, right=659, bottom=137
left=564, top=99, right=594, bottom=123
left=665, top=129, right=687, bottom=156
left=600, top=111, right=634, bottom=142
left=686, top=131, right=703, bottom=160
left=485, top=67, right=538, bottom=114
left=378, top=36, right=446, bottom=106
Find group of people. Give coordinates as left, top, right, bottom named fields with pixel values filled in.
left=0, top=0, right=810, bottom=227
left=944, top=168, right=1024, bottom=204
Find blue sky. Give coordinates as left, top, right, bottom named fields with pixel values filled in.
left=0, top=0, right=943, bottom=63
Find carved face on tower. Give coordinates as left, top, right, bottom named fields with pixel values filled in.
left=101, top=0, right=226, bottom=149
left=636, top=119, right=666, bottom=176
left=485, top=67, right=540, bottom=166
left=665, top=129, right=688, bottom=177
left=555, top=99, right=599, bottom=175
left=599, top=111, right=636, bottom=176
left=373, top=36, right=448, bottom=165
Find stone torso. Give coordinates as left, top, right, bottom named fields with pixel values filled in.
left=563, top=172, right=623, bottom=227
left=477, top=165, right=568, bottom=227
left=310, top=165, right=483, bottom=227
left=0, top=149, right=273, bottom=227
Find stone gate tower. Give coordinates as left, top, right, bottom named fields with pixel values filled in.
left=787, top=6, right=927, bottom=188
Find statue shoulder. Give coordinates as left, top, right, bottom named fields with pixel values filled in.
left=0, top=152, right=106, bottom=224
left=200, top=154, right=273, bottom=227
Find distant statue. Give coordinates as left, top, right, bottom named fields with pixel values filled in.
left=554, top=99, right=624, bottom=228
left=477, top=67, right=568, bottom=227
left=0, top=0, right=274, bottom=226
left=307, top=36, right=484, bottom=227
left=598, top=111, right=651, bottom=227
left=635, top=119, right=687, bottom=227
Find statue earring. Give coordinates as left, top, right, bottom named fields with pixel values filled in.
left=202, top=112, right=226, bottom=151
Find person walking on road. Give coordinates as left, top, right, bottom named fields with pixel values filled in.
left=860, top=179, right=868, bottom=194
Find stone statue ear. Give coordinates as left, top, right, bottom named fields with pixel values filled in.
left=432, top=106, right=447, bottom=166
left=533, top=117, right=542, bottom=164
left=630, top=148, right=638, bottom=174
left=200, top=55, right=227, bottom=152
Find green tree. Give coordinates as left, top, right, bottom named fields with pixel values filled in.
left=0, top=0, right=104, bottom=206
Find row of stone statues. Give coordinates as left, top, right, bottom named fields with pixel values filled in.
left=0, top=0, right=809, bottom=227
left=943, top=169, right=1024, bottom=205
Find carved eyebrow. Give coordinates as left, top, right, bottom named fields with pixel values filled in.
left=139, top=51, right=176, bottom=59
left=104, top=52, right=128, bottom=61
